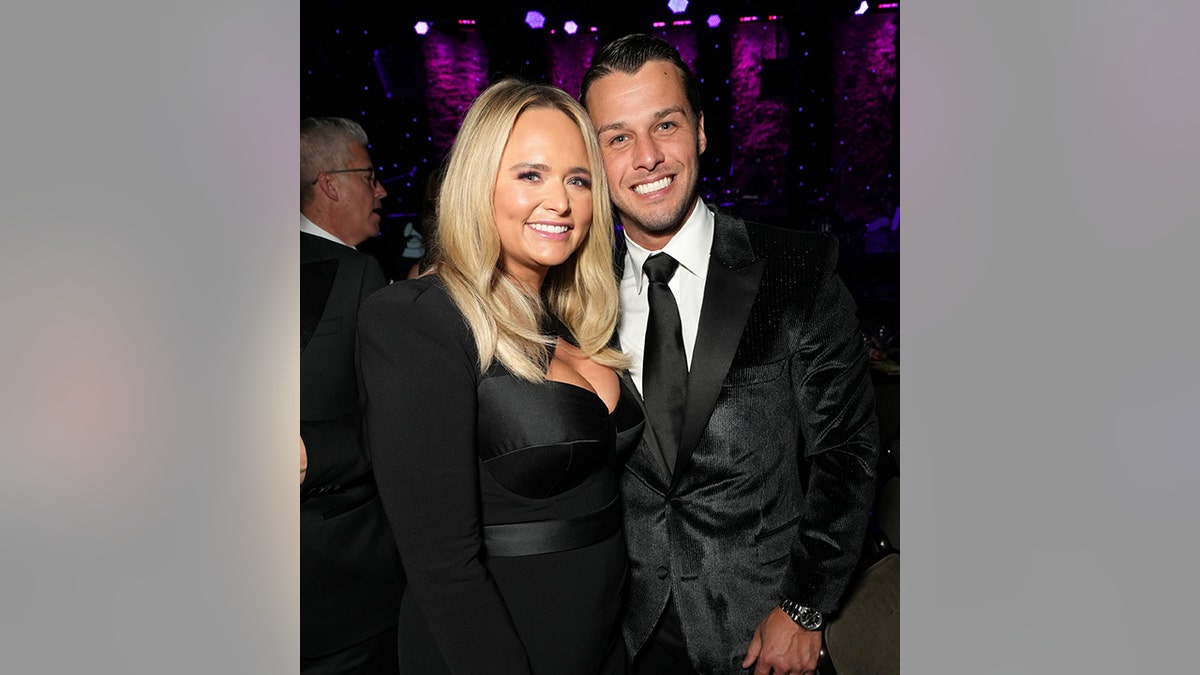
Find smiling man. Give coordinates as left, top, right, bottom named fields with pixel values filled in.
left=581, top=34, right=881, bottom=675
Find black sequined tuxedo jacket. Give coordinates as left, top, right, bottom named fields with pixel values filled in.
left=616, top=211, right=880, bottom=673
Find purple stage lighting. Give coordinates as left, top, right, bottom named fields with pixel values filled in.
left=667, top=0, right=688, bottom=13
left=414, top=21, right=429, bottom=35
left=707, top=14, right=721, bottom=28
left=525, top=11, right=546, bottom=29
left=855, top=1, right=869, bottom=15
left=563, top=20, right=578, bottom=35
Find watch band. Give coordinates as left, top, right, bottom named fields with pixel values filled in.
left=780, top=598, right=823, bottom=630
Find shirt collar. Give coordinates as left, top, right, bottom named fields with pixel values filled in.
left=625, top=198, right=714, bottom=293
left=301, top=213, right=353, bottom=248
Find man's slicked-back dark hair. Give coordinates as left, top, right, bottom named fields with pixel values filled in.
left=579, top=33, right=703, bottom=122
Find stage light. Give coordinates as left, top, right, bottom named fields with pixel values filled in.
left=414, top=21, right=429, bottom=35
left=856, top=1, right=869, bottom=15
left=707, top=14, right=721, bottom=28
left=667, top=0, right=688, bottom=13
left=564, top=20, right=578, bottom=35
left=525, top=11, right=546, bottom=29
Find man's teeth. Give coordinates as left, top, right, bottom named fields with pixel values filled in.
left=528, top=223, right=569, bottom=234
left=634, top=176, right=672, bottom=194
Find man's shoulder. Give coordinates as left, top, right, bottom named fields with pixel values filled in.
left=742, top=218, right=835, bottom=248
left=735, top=218, right=838, bottom=272
left=302, top=231, right=380, bottom=271
left=302, top=230, right=363, bottom=257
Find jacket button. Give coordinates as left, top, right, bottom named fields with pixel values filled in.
left=656, top=566, right=669, bottom=579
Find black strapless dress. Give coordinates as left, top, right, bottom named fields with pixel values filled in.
left=359, top=276, right=643, bottom=675
left=475, top=361, right=644, bottom=674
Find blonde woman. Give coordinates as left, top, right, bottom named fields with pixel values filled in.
left=359, top=79, right=643, bottom=674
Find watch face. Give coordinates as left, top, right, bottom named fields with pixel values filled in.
left=798, top=606, right=823, bottom=630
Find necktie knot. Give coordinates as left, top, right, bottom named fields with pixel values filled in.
left=643, top=253, right=679, bottom=285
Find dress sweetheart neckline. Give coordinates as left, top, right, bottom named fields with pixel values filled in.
left=544, top=378, right=616, bottom=415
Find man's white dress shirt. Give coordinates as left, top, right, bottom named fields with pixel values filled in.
left=618, top=200, right=715, bottom=394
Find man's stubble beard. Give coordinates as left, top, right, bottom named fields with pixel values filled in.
left=615, top=174, right=699, bottom=239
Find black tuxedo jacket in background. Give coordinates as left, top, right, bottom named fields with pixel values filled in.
left=300, top=231, right=403, bottom=657
left=618, top=211, right=880, bottom=672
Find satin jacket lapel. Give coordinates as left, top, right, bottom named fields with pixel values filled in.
left=671, top=213, right=765, bottom=485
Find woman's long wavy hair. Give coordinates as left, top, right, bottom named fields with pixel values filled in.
left=431, top=78, right=629, bottom=382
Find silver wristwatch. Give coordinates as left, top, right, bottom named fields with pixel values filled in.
left=780, top=598, right=823, bottom=630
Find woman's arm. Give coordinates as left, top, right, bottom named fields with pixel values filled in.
left=359, top=280, right=530, bottom=673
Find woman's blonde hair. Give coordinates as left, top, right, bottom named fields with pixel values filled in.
left=432, top=78, right=628, bottom=381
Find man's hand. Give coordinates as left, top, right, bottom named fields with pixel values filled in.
left=741, top=607, right=822, bottom=675
left=300, top=436, right=308, bottom=485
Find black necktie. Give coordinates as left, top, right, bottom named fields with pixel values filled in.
left=642, top=253, right=688, bottom=471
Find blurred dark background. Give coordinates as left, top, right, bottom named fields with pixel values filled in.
left=301, top=0, right=898, bottom=338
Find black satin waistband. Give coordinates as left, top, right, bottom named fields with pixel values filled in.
left=482, top=496, right=622, bottom=557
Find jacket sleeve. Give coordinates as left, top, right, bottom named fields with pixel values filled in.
left=358, top=281, right=531, bottom=673
left=779, top=241, right=880, bottom=614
